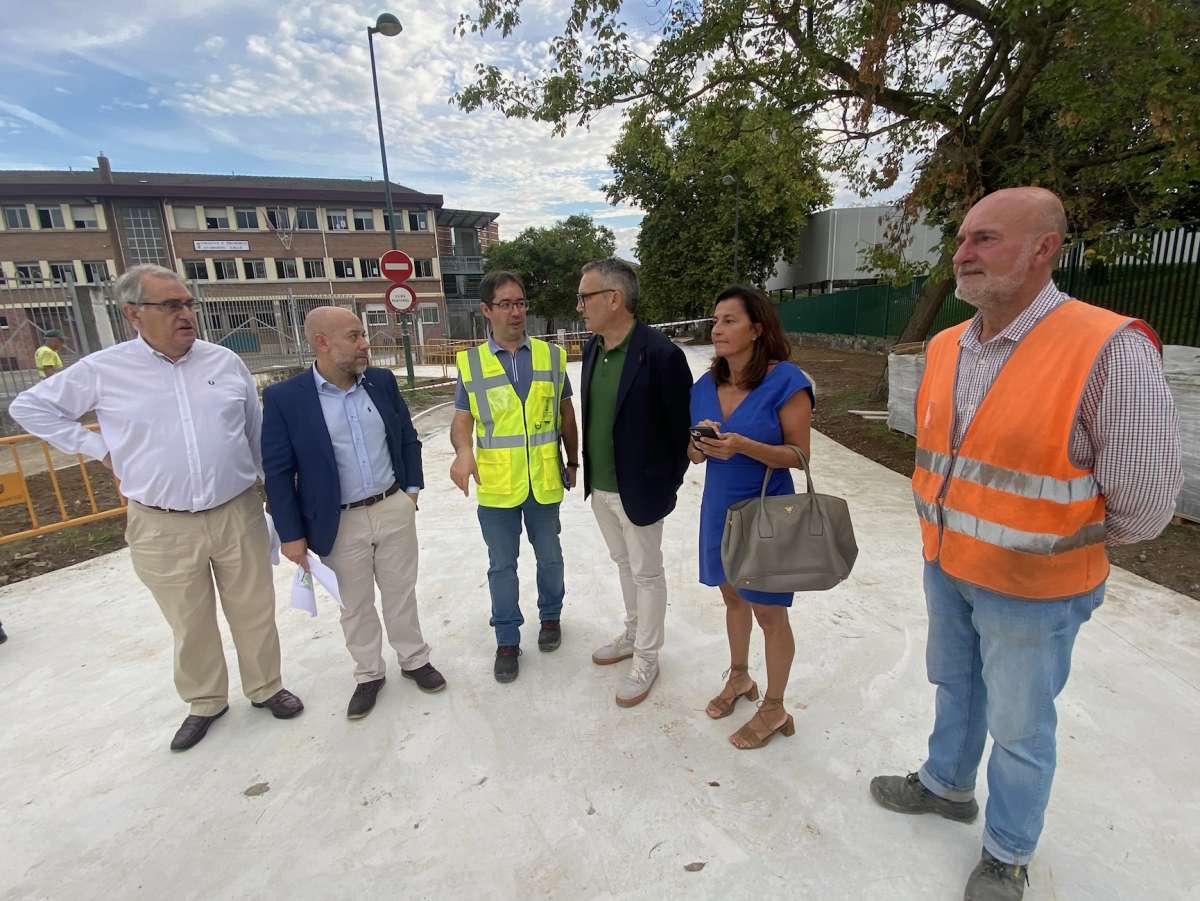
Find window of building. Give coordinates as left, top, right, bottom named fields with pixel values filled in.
left=235, top=208, right=259, bottom=230
left=382, top=211, right=399, bottom=232
left=303, top=258, right=326, bottom=278
left=71, top=204, right=99, bottom=229
left=353, top=209, right=375, bottom=231
left=295, top=208, right=318, bottom=230
left=37, top=206, right=65, bottom=229
left=184, top=260, right=209, bottom=281
left=419, top=305, right=440, bottom=325
left=453, top=227, right=481, bottom=256
left=3, top=206, right=31, bottom=229
left=327, top=210, right=349, bottom=231
left=205, top=206, right=230, bottom=229
left=16, top=262, right=41, bottom=285
left=408, top=210, right=428, bottom=231
left=0, top=314, right=8, bottom=327
left=275, top=258, right=298, bottom=279
left=414, top=259, right=434, bottom=278
left=464, top=274, right=482, bottom=297
left=265, top=207, right=290, bottom=230
left=82, top=261, right=110, bottom=284
left=48, top=262, right=76, bottom=284
left=442, top=274, right=459, bottom=296
left=360, top=258, right=381, bottom=278
left=173, top=206, right=199, bottom=230
left=333, top=259, right=356, bottom=279
left=213, top=259, right=238, bottom=280
left=243, top=259, right=267, bottom=279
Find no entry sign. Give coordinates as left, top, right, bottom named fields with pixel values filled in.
left=380, top=249, right=415, bottom=283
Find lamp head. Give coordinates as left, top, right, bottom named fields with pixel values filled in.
left=372, top=13, right=403, bottom=36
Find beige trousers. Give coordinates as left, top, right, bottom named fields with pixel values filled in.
left=590, top=489, right=667, bottom=660
left=126, top=488, right=282, bottom=716
left=321, top=490, right=429, bottom=682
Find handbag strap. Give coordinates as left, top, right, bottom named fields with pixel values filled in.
left=757, top=445, right=816, bottom=499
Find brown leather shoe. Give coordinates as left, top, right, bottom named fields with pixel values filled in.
left=251, top=688, right=304, bottom=719
left=170, top=706, right=228, bottom=751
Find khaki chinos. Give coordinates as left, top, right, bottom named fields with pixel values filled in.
left=126, top=487, right=282, bottom=717
left=321, top=490, right=430, bottom=682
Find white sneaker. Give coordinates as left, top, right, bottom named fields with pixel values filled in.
left=592, top=630, right=635, bottom=666
left=616, top=656, right=659, bottom=708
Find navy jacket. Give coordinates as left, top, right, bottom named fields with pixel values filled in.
left=262, top=366, right=423, bottom=556
left=581, top=320, right=694, bottom=526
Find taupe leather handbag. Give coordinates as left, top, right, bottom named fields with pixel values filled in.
left=720, top=446, right=858, bottom=592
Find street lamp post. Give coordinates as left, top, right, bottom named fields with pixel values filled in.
left=368, top=12, right=416, bottom=387
left=721, top=174, right=741, bottom=283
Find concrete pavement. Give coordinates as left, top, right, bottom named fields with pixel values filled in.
left=1, top=345, right=1197, bottom=900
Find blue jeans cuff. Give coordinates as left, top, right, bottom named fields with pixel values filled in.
left=983, top=828, right=1034, bottom=866
left=918, top=765, right=976, bottom=803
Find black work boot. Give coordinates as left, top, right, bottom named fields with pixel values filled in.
left=494, top=645, right=520, bottom=683
left=869, top=771, right=979, bottom=822
left=537, top=620, right=561, bottom=652
left=964, top=849, right=1029, bottom=900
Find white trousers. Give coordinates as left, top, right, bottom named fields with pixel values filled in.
left=589, top=489, right=667, bottom=660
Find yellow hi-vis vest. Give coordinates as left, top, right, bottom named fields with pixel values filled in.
left=456, top=338, right=567, bottom=508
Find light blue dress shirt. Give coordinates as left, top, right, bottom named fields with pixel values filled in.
left=312, top=366, right=411, bottom=505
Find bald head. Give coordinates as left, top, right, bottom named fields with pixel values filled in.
left=970, top=187, right=1067, bottom=241
left=304, top=305, right=362, bottom=347
left=305, top=306, right=370, bottom=385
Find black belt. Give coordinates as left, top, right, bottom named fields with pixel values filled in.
left=341, top=482, right=402, bottom=511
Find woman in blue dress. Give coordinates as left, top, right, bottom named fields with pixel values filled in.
left=688, top=285, right=814, bottom=750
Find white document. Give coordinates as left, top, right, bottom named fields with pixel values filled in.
left=286, top=553, right=344, bottom=617
left=264, top=508, right=282, bottom=566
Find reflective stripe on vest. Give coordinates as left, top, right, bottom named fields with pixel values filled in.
left=912, top=491, right=1107, bottom=555
left=914, top=447, right=1100, bottom=505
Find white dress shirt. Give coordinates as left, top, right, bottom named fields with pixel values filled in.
left=9, top=335, right=263, bottom=512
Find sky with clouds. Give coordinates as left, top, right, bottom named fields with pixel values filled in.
left=0, top=1, right=893, bottom=260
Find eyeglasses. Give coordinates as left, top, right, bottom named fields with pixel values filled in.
left=576, top=288, right=614, bottom=305
left=486, top=299, right=527, bottom=312
left=137, top=299, right=196, bottom=313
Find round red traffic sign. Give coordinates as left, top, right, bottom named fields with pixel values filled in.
left=380, top=249, right=415, bottom=283
left=384, top=282, right=417, bottom=315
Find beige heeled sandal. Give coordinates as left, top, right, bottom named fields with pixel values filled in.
left=729, top=697, right=795, bottom=750
left=705, top=664, right=759, bottom=720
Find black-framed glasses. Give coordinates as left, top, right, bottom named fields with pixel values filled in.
left=576, top=288, right=614, bottom=304
left=137, top=299, right=196, bottom=313
left=485, top=299, right=527, bottom=312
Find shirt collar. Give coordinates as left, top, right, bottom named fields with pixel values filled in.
left=960, top=280, right=1067, bottom=350
left=602, top=323, right=635, bottom=353
left=135, top=332, right=195, bottom=365
left=487, top=334, right=531, bottom=355
left=312, top=364, right=364, bottom=393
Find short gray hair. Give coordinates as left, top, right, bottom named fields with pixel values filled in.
left=113, top=263, right=185, bottom=306
left=581, top=257, right=639, bottom=313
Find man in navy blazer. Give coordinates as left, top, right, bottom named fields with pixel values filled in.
left=262, top=306, right=445, bottom=719
left=576, top=258, right=694, bottom=708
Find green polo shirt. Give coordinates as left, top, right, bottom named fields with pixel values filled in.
left=586, top=325, right=633, bottom=492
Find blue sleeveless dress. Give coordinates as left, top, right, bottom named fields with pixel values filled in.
left=691, top=362, right=815, bottom=606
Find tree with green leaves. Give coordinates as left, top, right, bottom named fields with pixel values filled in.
left=606, top=92, right=830, bottom=320
left=484, top=214, right=616, bottom=328
left=456, top=0, right=1200, bottom=350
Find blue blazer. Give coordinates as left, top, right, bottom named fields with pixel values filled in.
left=262, top=366, right=423, bottom=557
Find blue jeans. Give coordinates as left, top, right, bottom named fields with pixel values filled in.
left=918, top=562, right=1104, bottom=865
left=477, top=498, right=564, bottom=648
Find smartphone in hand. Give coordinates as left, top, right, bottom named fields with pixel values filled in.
left=690, top=426, right=719, bottom=440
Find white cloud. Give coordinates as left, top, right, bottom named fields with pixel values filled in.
left=201, top=35, right=226, bottom=55
left=0, top=99, right=73, bottom=139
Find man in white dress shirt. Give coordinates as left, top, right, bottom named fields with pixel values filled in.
left=10, top=263, right=303, bottom=751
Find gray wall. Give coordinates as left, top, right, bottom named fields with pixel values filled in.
left=766, top=206, right=943, bottom=292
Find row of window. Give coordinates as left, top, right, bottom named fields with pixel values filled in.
left=0, top=261, right=110, bottom=285
left=174, top=205, right=429, bottom=233
left=181, top=257, right=435, bottom=282
left=2, top=204, right=100, bottom=231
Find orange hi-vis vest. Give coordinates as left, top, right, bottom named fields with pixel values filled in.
left=913, top=300, right=1150, bottom=600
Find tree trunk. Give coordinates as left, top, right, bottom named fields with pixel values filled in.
left=866, top=250, right=956, bottom=403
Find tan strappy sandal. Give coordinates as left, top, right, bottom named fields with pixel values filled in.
left=729, top=697, right=795, bottom=749
left=705, top=664, right=759, bottom=719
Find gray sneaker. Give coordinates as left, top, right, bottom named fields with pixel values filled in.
left=869, top=772, right=979, bottom=823
left=592, top=630, right=635, bottom=666
left=964, top=849, right=1028, bottom=901
left=615, top=656, right=658, bottom=707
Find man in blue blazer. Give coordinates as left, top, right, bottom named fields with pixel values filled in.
left=577, top=258, right=694, bottom=708
left=262, top=306, right=445, bottom=719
